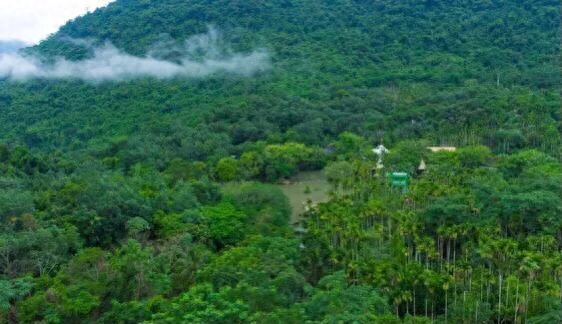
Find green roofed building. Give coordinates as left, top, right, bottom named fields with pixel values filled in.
left=388, top=172, right=409, bottom=189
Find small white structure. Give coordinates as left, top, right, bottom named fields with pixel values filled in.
left=427, top=146, right=457, bottom=153
left=373, top=144, right=389, bottom=156
left=418, top=159, right=427, bottom=171
left=373, top=144, right=389, bottom=171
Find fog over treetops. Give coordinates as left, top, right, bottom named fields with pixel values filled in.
left=0, top=28, right=269, bottom=81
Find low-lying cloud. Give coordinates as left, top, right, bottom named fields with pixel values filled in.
left=0, top=29, right=270, bottom=82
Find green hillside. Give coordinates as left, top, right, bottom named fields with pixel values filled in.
left=0, top=0, right=561, bottom=322
left=2, top=0, right=559, bottom=159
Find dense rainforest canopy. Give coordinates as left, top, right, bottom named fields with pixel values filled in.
left=0, top=0, right=560, bottom=323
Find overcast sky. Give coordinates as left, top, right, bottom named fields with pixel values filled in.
left=0, top=0, right=115, bottom=44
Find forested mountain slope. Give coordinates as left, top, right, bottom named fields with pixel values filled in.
left=1, top=0, right=559, bottom=160
left=0, top=0, right=561, bottom=323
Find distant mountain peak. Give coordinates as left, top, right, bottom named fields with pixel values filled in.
left=0, top=40, right=29, bottom=53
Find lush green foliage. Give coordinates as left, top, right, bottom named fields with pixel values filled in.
left=0, top=0, right=560, bottom=322
left=1, top=0, right=559, bottom=160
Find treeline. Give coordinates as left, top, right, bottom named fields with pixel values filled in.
left=1, top=135, right=561, bottom=323
left=1, top=79, right=559, bottom=166
left=303, top=140, right=562, bottom=322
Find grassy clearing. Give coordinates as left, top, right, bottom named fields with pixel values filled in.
left=277, top=171, right=331, bottom=224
